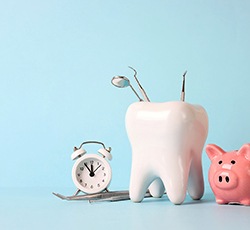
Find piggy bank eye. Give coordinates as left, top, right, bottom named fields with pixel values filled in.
left=231, top=160, right=236, bottom=164
left=218, top=160, right=223, bottom=164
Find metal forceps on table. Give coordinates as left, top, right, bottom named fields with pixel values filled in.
left=53, top=190, right=152, bottom=203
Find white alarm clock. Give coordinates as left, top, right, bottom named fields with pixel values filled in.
left=71, top=141, right=112, bottom=194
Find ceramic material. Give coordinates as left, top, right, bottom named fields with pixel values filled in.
left=125, top=101, right=208, bottom=204
left=206, top=143, right=250, bottom=205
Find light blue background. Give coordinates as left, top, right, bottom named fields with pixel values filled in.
left=1, top=0, right=250, bottom=190
left=1, top=1, right=250, bottom=229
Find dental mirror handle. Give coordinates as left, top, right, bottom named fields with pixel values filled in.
left=129, top=85, right=143, bottom=101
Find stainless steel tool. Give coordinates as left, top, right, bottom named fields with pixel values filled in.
left=53, top=190, right=152, bottom=202
left=180, top=70, right=187, bottom=101
left=128, top=66, right=150, bottom=102
left=111, top=66, right=150, bottom=102
left=111, top=76, right=143, bottom=101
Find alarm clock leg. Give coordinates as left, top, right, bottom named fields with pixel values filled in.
left=73, top=189, right=81, bottom=196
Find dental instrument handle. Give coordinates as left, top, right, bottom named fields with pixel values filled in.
left=89, top=190, right=152, bottom=203
left=129, top=85, right=143, bottom=101
left=128, top=66, right=150, bottom=102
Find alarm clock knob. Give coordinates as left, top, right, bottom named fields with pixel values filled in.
left=98, top=147, right=112, bottom=161
left=71, top=148, right=86, bottom=160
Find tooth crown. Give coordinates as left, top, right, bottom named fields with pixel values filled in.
left=126, top=101, right=208, bottom=204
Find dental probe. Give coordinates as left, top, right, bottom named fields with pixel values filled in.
left=89, top=190, right=152, bottom=203
left=53, top=190, right=152, bottom=202
left=180, top=70, right=187, bottom=101
left=128, top=66, right=150, bottom=102
left=53, top=190, right=130, bottom=201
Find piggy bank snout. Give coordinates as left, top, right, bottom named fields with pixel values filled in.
left=213, top=170, right=238, bottom=190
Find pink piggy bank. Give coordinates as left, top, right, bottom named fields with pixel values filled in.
left=206, top=143, right=250, bottom=205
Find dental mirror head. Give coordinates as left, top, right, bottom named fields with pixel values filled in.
left=111, top=76, right=130, bottom=88
left=111, top=76, right=143, bottom=101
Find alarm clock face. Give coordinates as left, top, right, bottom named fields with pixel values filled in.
left=72, top=154, right=112, bottom=194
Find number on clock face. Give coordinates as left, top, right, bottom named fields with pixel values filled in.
left=72, top=153, right=112, bottom=194
left=76, top=159, right=108, bottom=191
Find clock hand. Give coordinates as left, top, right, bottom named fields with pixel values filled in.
left=84, top=163, right=91, bottom=173
left=93, top=164, right=102, bottom=173
left=89, top=163, right=95, bottom=177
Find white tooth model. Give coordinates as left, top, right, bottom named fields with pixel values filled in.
left=126, top=101, right=208, bottom=204
left=112, top=69, right=208, bottom=204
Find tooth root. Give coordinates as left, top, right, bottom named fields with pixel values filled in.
left=129, top=165, right=156, bottom=202
left=159, top=158, right=190, bottom=205
left=149, top=178, right=165, bottom=198
left=187, top=154, right=204, bottom=200
left=162, top=175, right=187, bottom=204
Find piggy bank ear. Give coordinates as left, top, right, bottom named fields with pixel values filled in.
left=206, top=144, right=226, bottom=160
left=238, top=143, right=250, bottom=161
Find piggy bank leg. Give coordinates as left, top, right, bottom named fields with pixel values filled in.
left=240, top=199, right=250, bottom=206
left=187, top=155, right=204, bottom=200
left=148, top=178, right=165, bottom=198
left=216, top=198, right=228, bottom=205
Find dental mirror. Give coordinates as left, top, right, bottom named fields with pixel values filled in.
left=111, top=76, right=143, bottom=101
left=111, top=76, right=130, bottom=88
